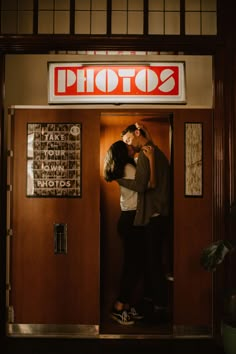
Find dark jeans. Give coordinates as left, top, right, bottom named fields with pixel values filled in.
left=117, top=211, right=145, bottom=306
left=143, top=215, right=169, bottom=307
left=117, top=212, right=169, bottom=309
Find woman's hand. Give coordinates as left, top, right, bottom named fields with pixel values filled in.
left=135, top=122, right=152, bottom=141
left=142, top=145, right=154, bottom=160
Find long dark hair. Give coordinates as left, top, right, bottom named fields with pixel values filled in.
left=103, top=140, right=135, bottom=182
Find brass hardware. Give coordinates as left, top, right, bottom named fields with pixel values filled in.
left=7, top=150, right=13, bottom=157
left=8, top=305, right=14, bottom=323
left=7, top=229, right=13, bottom=237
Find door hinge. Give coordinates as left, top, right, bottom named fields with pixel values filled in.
left=7, top=305, right=14, bottom=323
left=6, top=282, right=11, bottom=291
left=7, top=229, right=13, bottom=237
left=7, top=184, right=13, bottom=192
left=8, top=107, right=15, bottom=117
left=7, top=150, right=13, bottom=157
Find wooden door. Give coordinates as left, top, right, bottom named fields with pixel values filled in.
left=8, top=108, right=100, bottom=327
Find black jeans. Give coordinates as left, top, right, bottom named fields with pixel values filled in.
left=117, top=211, right=145, bottom=306
left=143, top=215, right=169, bottom=307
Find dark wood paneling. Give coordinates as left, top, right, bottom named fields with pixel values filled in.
left=0, top=54, right=7, bottom=337
left=0, top=35, right=219, bottom=54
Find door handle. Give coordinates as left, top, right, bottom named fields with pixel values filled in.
left=54, top=223, right=67, bottom=254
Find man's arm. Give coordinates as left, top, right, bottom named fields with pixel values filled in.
left=143, top=145, right=156, bottom=188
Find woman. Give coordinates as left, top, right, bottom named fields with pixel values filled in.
left=104, top=140, right=155, bottom=325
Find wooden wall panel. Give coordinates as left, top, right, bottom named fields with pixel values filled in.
left=173, top=109, right=213, bottom=327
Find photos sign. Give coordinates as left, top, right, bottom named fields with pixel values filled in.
left=48, top=62, right=186, bottom=104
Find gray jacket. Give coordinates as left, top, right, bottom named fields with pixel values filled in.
left=118, top=142, right=170, bottom=226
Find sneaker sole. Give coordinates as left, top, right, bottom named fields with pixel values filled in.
left=110, top=314, right=135, bottom=325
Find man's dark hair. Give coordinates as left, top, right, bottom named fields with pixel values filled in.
left=121, top=124, right=146, bottom=138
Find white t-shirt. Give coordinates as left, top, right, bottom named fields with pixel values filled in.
left=120, top=163, right=137, bottom=211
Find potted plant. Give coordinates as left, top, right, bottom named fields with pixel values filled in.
left=200, top=203, right=236, bottom=354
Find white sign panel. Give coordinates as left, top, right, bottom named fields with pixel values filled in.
left=48, top=62, right=186, bottom=104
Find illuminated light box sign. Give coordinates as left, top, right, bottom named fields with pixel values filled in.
left=48, top=62, right=186, bottom=104
left=27, top=123, right=81, bottom=197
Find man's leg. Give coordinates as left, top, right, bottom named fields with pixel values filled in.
left=144, top=216, right=168, bottom=308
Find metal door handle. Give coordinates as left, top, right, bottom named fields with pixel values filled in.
left=54, top=223, right=67, bottom=254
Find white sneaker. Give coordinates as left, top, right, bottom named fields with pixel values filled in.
left=128, top=307, right=144, bottom=320
left=111, top=309, right=135, bottom=325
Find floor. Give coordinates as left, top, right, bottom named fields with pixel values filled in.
left=3, top=305, right=226, bottom=354
left=3, top=319, right=225, bottom=354
left=4, top=337, right=225, bottom=354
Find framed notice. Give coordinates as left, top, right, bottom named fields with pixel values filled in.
left=184, top=122, right=203, bottom=197
left=27, top=123, right=81, bottom=197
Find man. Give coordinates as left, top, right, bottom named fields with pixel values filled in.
left=118, top=123, right=170, bottom=318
